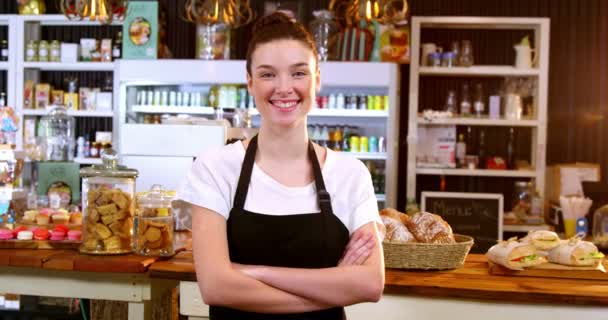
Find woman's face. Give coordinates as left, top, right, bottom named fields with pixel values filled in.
left=247, top=39, right=319, bottom=128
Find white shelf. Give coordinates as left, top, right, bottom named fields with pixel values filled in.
left=20, top=14, right=124, bottom=26
left=22, top=109, right=114, bottom=117
left=376, top=194, right=386, bottom=202
left=416, top=168, right=537, bottom=178
left=417, top=116, right=539, bottom=127
left=248, top=108, right=388, bottom=118
left=74, top=157, right=102, bottom=165
left=419, top=66, right=540, bottom=77
left=0, top=62, right=9, bottom=70
left=344, top=152, right=387, bottom=160
left=131, top=105, right=215, bottom=115
left=23, top=62, right=115, bottom=71
left=503, top=224, right=552, bottom=232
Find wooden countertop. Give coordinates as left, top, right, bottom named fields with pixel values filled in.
left=149, top=252, right=608, bottom=306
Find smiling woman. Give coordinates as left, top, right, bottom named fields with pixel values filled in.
left=178, top=11, right=385, bottom=320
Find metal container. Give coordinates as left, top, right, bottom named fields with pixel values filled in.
left=79, top=150, right=138, bottom=255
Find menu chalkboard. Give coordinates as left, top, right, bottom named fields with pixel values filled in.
left=421, top=192, right=503, bottom=253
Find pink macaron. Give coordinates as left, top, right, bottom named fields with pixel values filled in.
left=0, top=229, right=13, bottom=240
left=67, top=230, right=82, bottom=241
left=49, top=230, right=66, bottom=241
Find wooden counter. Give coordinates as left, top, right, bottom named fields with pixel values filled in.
left=149, top=252, right=608, bottom=306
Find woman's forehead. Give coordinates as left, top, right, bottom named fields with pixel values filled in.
left=251, top=39, right=316, bottom=68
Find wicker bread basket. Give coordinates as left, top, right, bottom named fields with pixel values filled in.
left=383, top=234, right=474, bottom=270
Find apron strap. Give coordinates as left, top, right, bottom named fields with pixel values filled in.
left=233, top=135, right=258, bottom=211
left=308, top=140, right=334, bottom=216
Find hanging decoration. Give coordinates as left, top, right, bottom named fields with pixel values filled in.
left=59, top=0, right=129, bottom=24
left=183, top=0, right=255, bottom=28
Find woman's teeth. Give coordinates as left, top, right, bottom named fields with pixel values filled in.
left=273, top=101, right=298, bottom=108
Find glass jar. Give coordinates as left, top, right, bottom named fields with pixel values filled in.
left=38, top=40, right=49, bottom=62
left=50, top=40, right=61, bottom=62
left=134, top=184, right=175, bottom=256
left=79, top=150, right=138, bottom=255
left=459, top=40, right=474, bottom=67
left=38, top=107, right=76, bottom=161
left=25, top=40, right=38, bottom=62
left=512, top=181, right=532, bottom=220
left=196, top=23, right=230, bottom=60
left=309, top=10, right=339, bottom=61
left=592, top=205, right=608, bottom=251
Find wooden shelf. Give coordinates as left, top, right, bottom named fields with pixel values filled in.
left=419, top=66, right=540, bottom=77
left=23, top=62, right=115, bottom=71
left=416, top=168, right=537, bottom=178
left=417, top=116, right=540, bottom=127
left=22, top=109, right=113, bottom=117
left=20, top=14, right=124, bottom=26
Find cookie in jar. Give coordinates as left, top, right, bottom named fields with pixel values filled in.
left=134, top=184, right=175, bottom=256
left=79, top=149, right=138, bottom=254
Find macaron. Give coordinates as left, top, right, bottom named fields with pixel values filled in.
left=50, top=230, right=66, bottom=241
left=33, top=228, right=49, bottom=240
left=17, top=230, right=33, bottom=240
left=53, top=225, right=69, bottom=234
left=0, top=229, right=13, bottom=240
left=67, top=230, right=82, bottom=241
left=12, top=226, right=27, bottom=238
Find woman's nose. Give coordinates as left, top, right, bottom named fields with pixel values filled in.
left=275, top=76, right=294, bottom=94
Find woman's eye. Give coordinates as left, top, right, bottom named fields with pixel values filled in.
left=260, top=73, right=274, bottom=78
left=293, top=71, right=307, bottom=77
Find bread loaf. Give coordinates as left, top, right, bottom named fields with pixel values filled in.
left=406, top=211, right=455, bottom=244
left=381, top=215, right=416, bottom=243
left=379, top=207, right=411, bottom=225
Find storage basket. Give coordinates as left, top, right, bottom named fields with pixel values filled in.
left=383, top=234, right=474, bottom=270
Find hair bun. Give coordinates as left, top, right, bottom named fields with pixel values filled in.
left=252, top=12, right=294, bottom=34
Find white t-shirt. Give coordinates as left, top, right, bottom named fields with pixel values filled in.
left=178, top=141, right=381, bottom=234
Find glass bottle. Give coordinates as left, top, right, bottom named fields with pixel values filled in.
left=37, top=40, right=49, bottom=62
left=113, top=32, right=122, bottom=60
left=0, top=40, right=8, bottom=61
left=25, top=40, right=38, bottom=62
left=79, top=149, right=138, bottom=255
left=473, top=83, right=485, bottom=117
left=445, top=90, right=457, bottom=113
left=309, top=10, right=339, bottom=61
left=507, top=127, right=516, bottom=170
left=478, top=129, right=486, bottom=169
left=50, top=40, right=61, bottom=62
left=592, top=205, right=608, bottom=251
left=456, top=133, right=466, bottom=168
left=459, top=40, right=474, bottom=67
left=460, top=83, right=472, bottom=116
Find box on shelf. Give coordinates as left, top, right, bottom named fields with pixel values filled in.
left=122, top=1, right=158, bottom=60
left=79, top=38, right=96, bottom=61
left=545, top=162, right=601, bottom=202
left=416, top=125, right=456, bottom=168
left=36, top=162, right=81, bottom=205
left=96, top=92, right=113, bottom=111
left=34, top=84, right=50, bottom=109
left=60, top=43, right=78, bottom=63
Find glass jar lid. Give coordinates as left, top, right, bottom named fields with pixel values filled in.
left=80, top=148, right=138, bottom=178
left=136, top=184, right=175, bottom=208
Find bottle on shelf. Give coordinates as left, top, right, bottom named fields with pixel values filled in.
left=113, top=32, right=123, bottom=60
left=507, top=127, right=516, bottom=170
left=0, top=92, right=6, bottom=107
left=478, top=129, right=486, bottom=169
left=473, top=83, right=485, bottom=117
left=0, top=40, right=8, bottom=61
left=456, top=133, right=466, bottom=168
left=445, top=90, right=457, bottom=113
left=460, top=83, right=472, bottom=116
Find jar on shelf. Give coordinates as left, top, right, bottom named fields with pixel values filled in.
left=38, top=40, right=49, bottom=62
left=79, top=149, right=138, bottom=255
left=25, top=40, right=38, bottom=62
left=134, top=184, right=175, bottom=257
left=309, top=10, right=339, bottom=61
left=512, top=181, right=532, bottom=220
left=50, top=40, right=61, bottom=62
left=592, top=204, right=608, bottom=251
left=38, top=106, right=76, bottom=161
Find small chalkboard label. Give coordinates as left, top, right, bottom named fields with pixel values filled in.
left=421, top=192, right=503, bottom=253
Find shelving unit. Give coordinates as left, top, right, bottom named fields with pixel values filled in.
left=116, top=60, right=400, bottom=207
left=407, top=16, right=550, bottom=232
left=0, top=15, right=18, bottom=115
left=14, top=15, right=122, bottom=153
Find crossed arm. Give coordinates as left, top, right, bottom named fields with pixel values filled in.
left=191, top=205, right=384, bottom=314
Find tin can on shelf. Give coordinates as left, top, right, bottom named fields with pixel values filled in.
left=50, top=40, right=61, bottom=62
left=134, top=184, right=175, bottom=257
left=79, top=149, right=138, bottom=255
left=38, top=40, right=49, bottom=62
left=349, top=136, right=360, bottom=153
left=360, top=136, right=369, bottom=153
left=25, top=40, right=38, bottom=62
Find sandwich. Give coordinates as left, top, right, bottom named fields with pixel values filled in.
left=548, top=239, right=605, bottom=267
left=521, top=230, right=561, bottom=251
left=486, top=239, right=547, bottom=270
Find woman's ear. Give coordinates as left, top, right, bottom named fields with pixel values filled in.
left=315, top=68, right=321, bottom=94
left=246, top=72, right=253, bottom=95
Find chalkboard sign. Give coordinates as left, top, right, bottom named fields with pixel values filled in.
left=421, top=192, right=503, bottom=253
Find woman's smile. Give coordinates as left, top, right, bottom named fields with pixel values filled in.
left=269, top=99, right=301, bottom=112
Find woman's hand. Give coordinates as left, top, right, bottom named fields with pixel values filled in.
left=338, top=229, right=376, bottom=266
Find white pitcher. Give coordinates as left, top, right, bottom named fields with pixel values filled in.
left=514, top=44, right=536, bottom=69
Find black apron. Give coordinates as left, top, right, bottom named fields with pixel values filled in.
left=209, top=135, right=350, bottom=320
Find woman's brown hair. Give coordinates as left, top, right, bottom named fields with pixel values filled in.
left=246, top=12, right=318, bottom=75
